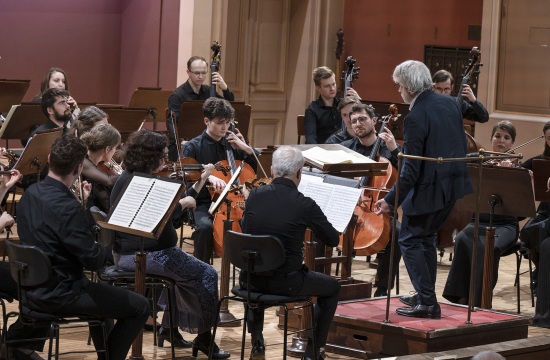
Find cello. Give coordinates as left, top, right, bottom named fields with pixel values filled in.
left=344, top=105, right=400, bottom=256
left=211, top=121, right=256, bottom=256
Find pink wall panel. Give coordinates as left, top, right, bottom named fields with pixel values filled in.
left=0, top=0, right=123, bottom=103
left=342, top=0, right=483, bottom=103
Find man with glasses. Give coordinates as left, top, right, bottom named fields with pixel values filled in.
left=432, top=69, right=488, bottom=123
left=375, top=60, right=472, bottom=319
left=340, top=102, right=402, bottom=297
left=166, top=56, right=235, bottom=161
left=182, top=97, right=256, bottom=264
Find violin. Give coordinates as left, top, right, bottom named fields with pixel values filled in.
left=97, top=159, right=123, bottom=176
left=210, top=41, right=221, bottom=98
left=157, top=157, right=230, bottom=181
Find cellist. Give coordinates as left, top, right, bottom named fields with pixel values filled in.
left=182, top=97, right=257, bottom=264
left=340, top=102, right=402, bottom=297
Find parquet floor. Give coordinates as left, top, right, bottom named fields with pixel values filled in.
left=2, top=237, right=549, bottom=359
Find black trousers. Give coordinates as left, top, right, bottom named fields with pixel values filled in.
left=192, top=203, right=215, bottom=264
left=399, top=202, right=454, bottom=306
left=244, top=268, right=341, bottom=350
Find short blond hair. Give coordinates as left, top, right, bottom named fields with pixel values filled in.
left=313, top=66, right=335, bottom=86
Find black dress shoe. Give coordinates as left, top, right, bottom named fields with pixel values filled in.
left=373, top=287, right=388, bottom=297
left=250, top=340, right=265, bottom=359
left=192, top=338, right=230, bottom=359
left=399, top=293, right=418, bottom=307
left=396, top=303, right=441, bottom=319
left=157, top=326, right=192, bottom=348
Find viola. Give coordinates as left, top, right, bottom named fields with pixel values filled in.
left=341, top=105, right=399, bottom=256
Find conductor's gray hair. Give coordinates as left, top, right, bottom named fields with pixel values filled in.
left=393, top=60, right=433, bottom=96
left=471, top=350, right=505, bottom=360
left=272, top=146, right=304, bottom=177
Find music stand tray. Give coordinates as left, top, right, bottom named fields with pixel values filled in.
left=0, top=103, right=44, bottom=142
left=13, top=128, right=63, bottom=176
left=0, top=79, right=31, bottom=114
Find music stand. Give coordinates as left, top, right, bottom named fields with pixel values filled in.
left=98, top=106, right=148, bottom=142
left=0, top=79, right=30, bottom=114
left=0, top=103, right=44, bottom=148
left=177, top=101, right=251, bottom=141
left=459, top=164, right=535, bottom=312
left=13, top=128, right=63, bottom=177
left=532, top=159, right=550, bottom=202
left=128, top=87, right=172, bottom=128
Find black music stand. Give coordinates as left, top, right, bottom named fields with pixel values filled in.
left=532, top=159, right=550, bottom=202
left=0, top=103, right=44, bottom=148
left=13, top=128, right=63, bottom=177
left=128, top=87, right=172, bottom=129
left=459, top=164, right=535, bottom=313
left=0, top=79, right=30, bottom=114
left=177, top=101, right=251, bottom=140
left=98, top=106, right=148, bottom=142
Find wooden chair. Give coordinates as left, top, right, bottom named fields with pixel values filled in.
left=297, top=115, right=305, bottom=144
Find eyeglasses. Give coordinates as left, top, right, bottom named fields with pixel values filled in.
left=434, top=86, right=452, bottom=94
left=189, top=71, right=208, bottom=76
left=350, top=116, right=371, bottom=125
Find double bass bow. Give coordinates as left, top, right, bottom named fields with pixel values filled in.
left=210, top=41, right=221, bottom=98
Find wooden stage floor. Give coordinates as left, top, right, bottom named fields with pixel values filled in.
left=2, top=240, right=549, bottom=359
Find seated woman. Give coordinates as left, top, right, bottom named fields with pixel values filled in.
left=520, top=120, right=550, bottom=276
left=111, top=129, right=229, bottom=359
left=80, top=124, right=121, bottom=213
left=443, top=120, right=520, bottom=307
left=32, top=67, right=80, bottom=121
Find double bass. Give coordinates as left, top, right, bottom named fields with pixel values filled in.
left=343, top=105, right=400, bottom=256
left=341, top=56, right=360, bottom=97
left=210, top=41, right=221, bottom=98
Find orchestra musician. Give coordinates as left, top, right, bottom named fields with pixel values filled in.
left=111, top=130, right=230, bottom=358
left=534, top=174, right=550, bottom=328
left=240, top=146, right=340, bottom=360
left=31, top=67, right=80, bottom=121
left=375, top=60, right=472, bottom=319
left=17, top=135, right=150, bottom=360
left=340, top=102, right=402, bottom=297
left=166, top=56, right=235, bottom=161
left=304, top=66, right=361, bottom=144
left=443, top=120, right=520, bottom=307
left=181, top=97, right=257, bottom=264
left=520, top=120, right=550, bottom=282
left=79, top=124, right=121, bottom=214
left=432, top=70, right=489, bottom=123
left=324, top=96, right=361, bottom=144
left=28, top=88, right=73, bottom=141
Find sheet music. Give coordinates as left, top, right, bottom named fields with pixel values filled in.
left=109, top=176, right=181, bottom=232
left=302, top=146, right=375, bottom=165
left=298, top=174, right=361, bottom=232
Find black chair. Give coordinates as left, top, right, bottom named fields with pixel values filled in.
left=211, top=230, right=316, bottom=360
left=3, top=239, right=110, bottom=360
left=0, top=290, right=14, bottom=349
left=501, top=241, right=535, bottom=314
left=90, top=207, right=178, bottom=360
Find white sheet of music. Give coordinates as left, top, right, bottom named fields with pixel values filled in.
left=109, top=176, right=181, bottom=232
left=298, top=174, right=361, bottom=233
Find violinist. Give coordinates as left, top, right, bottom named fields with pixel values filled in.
left=112, top=130, right=229, bottom=358
left=240, top=146, right=340, bottom=360
left=432, top=70, right=489, bottom=123
left=324, top=96, right=361, bottom=144
left=341, top=103, right=402, bottom=297
left=182, top=97, right=257, bottom=264
left=520, top=121, right=550, bottom=290
left=443, top=120, right=520, bottom=307
left=166, top=56, right=235, bottom=161
left=80, top=124, right=121, bottom=213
